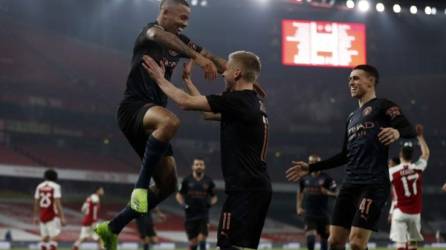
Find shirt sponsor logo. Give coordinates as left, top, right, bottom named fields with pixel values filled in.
left=348, top=121, right=376, bottom=140
left=362, top=106, right=373, bottom=117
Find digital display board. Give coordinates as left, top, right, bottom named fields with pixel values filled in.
left=282, top=19, right=366, bottom=68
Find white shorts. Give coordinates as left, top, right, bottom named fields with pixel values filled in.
left=80, top=223, right=99, bottom=241
left=39, top=218, right=61, bottom=238
left=390, top=209, right=423, bottom=242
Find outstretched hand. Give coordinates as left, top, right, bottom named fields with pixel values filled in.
left=286, top=161, right=310, bottom=182
left=194, top=55, right=217, bottom=80
left=142, top=55, right=166, bottom=82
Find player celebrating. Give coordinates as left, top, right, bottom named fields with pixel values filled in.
left=297, top=154, right=336, bottom=250
left=176, top=158, right=217, bottom=250
left=33, top=169, right=66, bottom=250
left=95, top=0, right=226, bottom=249
left=389, top=124, right=430, bottom=250
left=73, top=187, right=105, bottom=250
left=142, top=50, right=272, bottom=250
left=135, top=208, right=166, bottom=250
left=286, top=65, right=416, bottom=250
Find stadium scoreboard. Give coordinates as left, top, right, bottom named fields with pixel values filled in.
left=282, top=19, right=366, bottom=68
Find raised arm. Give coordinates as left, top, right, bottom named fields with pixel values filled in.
left=416, top=124, right=430, bottom=161
left=182, top=60, right=221, bottom=121
left=147, top=26, right=217, bottom=80
left=143, top=56, right=212, bottom=111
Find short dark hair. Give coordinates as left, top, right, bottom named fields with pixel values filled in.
left=401, top=142, right=414, bottom=162
left=160, top=0, right=190, bottom=8
left=193, top=157, right=204, bottom=162
left=44, top=169, right=58, bottom=182
left=353, top=64, right=379, bottom=85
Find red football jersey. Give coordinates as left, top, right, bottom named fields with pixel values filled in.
left=389, top=159, right=427, bottom=214
left=81, top=194, right=100, bottom=226
left=34, top=181, right=62, bottom=223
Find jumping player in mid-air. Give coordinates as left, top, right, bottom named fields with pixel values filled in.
left=142, top=50, right=272, bottom=250
left=95, top=1, right=226, bottom=249
left=286, top=65, right=416, bottom=250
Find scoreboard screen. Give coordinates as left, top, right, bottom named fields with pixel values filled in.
left=282, top=19, right=366, bottom=68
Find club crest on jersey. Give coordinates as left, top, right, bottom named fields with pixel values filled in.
left=188, top=41, right=199, bottom=51
left=386, top=106, right=401, bottom=120
left=168, top=49, right=179, bottom=57
left=362, top=106, right=373, bottom=117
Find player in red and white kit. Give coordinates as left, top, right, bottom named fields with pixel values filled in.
left=33, top=169, right=66, bottom=250
left=388, top=124, right=430, bottom=250
left=73, top=187, right=105, bottom=250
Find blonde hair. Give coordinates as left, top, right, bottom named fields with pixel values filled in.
left=229, top=51, right=261, bottom=83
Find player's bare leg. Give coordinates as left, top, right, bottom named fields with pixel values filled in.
left=349, top=227, right=372, bottom=250
left=72, top=237, right=85, bottom=250
left=408, top=241, right=417, bottom=250
left=189, top=237, right=198, bottom=250
left=39, top=236, right=50, bottom=250
left=48, top=236, right=59, bottom=250
left=97, top=238, right=105, bottom=250
left=394, top=241, right=407, bottom=250
left=328, top=225, right=349, bottom=250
